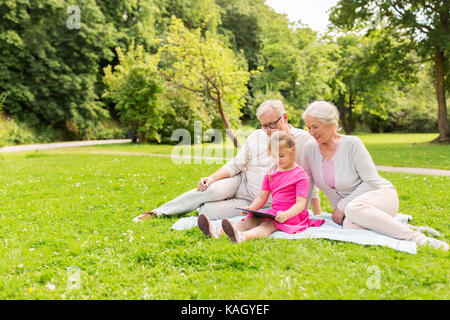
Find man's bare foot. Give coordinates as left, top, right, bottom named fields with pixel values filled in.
left=132, top=210, right=156, bottom=222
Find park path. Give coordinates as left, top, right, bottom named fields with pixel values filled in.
left=0, top=139, right=131, bottom=154
left=1, top=139, right=449, bottom=177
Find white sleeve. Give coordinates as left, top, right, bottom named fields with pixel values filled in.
left=298, top=137, right=319, bottom=199
left=221, top=136, right=251, bottom=177
left=302, top=143, right=317, bottom=204
left=337, top=138, right=382, bottom=211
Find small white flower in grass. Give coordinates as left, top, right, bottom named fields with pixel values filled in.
left=29, top=248, right=35, bottom=252
left=46, top=283, right=56, bottom=291
left=18, top=264, right=24, bottom=268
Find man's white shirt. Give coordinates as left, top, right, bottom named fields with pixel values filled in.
left=222, top=125, right=319, bottom=199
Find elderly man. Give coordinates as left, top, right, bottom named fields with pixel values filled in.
left=133, top=100, right=321, bottom=222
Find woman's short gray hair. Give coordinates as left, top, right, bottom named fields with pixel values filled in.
left=302, top=100, right=340, bottom=129
left=256, top=100, right=286, bottom=120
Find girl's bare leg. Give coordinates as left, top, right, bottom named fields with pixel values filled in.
left=198, top=214, right=265, bottom=238
left=242, top=220, right=278, bottom=241
left=235, top=216, right=265, bottom=232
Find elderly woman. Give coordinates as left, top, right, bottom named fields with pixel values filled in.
left=302, top=100, right=448, bottom=251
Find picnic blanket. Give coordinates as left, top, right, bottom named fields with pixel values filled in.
left=171, top=211, right=418, bottom=254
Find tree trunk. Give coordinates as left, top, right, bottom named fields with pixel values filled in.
left=433, top=7, right=450, bottom=142
left=348, top=94, right=354, bottom=134
left=216, top=92, right=241, bottom=149
left=337, top=91, right=349, bottom=133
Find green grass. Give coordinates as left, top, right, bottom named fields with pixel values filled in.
left=0, top=151, right=448, bottom=299
left=44, top=132, right=449, bottom=170
left=357, top=133, right=449, bottom=170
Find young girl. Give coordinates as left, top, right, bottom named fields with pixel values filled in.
left=197, top=131, right=325, bottom=243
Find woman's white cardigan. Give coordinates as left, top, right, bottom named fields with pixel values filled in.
left=303, top=135, right=393, bottom=212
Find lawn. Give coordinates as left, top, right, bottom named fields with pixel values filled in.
left=45, top=132, right=450, bottom=170
left=357, top=133, right=449, bottom=170
left=0, top=150, right=448, bottom=299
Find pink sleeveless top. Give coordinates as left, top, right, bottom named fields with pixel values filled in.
left=322, top=139, right=342, bottom=189
left=322, top=159, right=335, bottom=188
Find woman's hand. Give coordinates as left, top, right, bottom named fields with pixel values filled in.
left=332, top=208, right=345, bottom=226
left=197, top=176, right=214, bottom=191
left=275, top=211, right=289, bottom=223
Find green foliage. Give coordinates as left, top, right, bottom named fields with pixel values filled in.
left=389, top=63, right=445, bottom=133
left=327, top=30, right=417, bottom=133
left=1, top=0, right=445, bottom=144
left=159, top=18, right=255, bottom=147
left=215, top=0, right=268, bottom=70
left=0, top=0, right=116, bottom=138
left=329, top=0, right=450, bottom=139
left=251, top=12, right=335, bottom=112
left=95, top=0, right=160, bottom=51
left=103, top=44, right=166, bottom=143
left=0, top=116, right=67, bottom=146
left=154, top=0, right=222, bottom=34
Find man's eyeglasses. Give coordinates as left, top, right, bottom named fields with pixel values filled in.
left=260, top=116, right=282, bottom=130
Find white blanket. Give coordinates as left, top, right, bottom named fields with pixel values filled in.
left=171, top=211, right=418, bottom=254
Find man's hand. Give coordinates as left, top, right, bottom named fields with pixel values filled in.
left=275, top=211, right=289, bottom=223
left=197, top=177, right=214, bottom=192
left=332, top=208, right=345, bottom=226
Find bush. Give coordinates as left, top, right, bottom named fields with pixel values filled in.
left=0, top=117, right=35, bottom=146
left=0, top=115, right=124, bottom=146
left=103, top=44, right=167, bottom=143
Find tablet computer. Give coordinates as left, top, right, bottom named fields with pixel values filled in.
left=235, top=207, right=276, bottom=220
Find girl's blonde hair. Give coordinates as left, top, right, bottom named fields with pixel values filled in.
left=267, top=130, right=296, bottom=181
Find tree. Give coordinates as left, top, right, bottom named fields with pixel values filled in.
left=329, top=0, right=450, bottom=141
left=215, top=0, right=268, bottom=71
left=0, top=0, right=115, bottom=138
left=153, top=0, right=221, bottom=34
left=103, top=44, right=166, bottom=143
left=251, top=12, right=335, bottom=117
left=159, top=18, right=255, bottom=148
left=328, top=31, right=415, bottom=133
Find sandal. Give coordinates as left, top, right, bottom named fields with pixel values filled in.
left=197, top=213, right=220, bottom=238
left=222, top=218, right=245, bottom=243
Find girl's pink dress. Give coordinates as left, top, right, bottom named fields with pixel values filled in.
left=244, top=166, right=325, bottom=234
